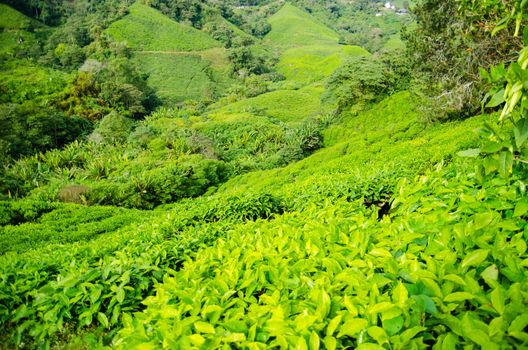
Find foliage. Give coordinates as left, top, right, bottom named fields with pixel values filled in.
left=462, top=0, right=528, bottom=182
left=0, top=102, right=90, bottom=162
left=87, top=155, right=229, bottom=209
left=228, top=42, right=276, bottom=77
left=326, top=56, right=393, bottom=111
left=90, top=112, right=135, bottom=145
left=276, top=45, right=369, bottom=86
left=0, top=61, right=67, bottom=105
left=1, top=2, right=527, bottom=349
left=402, top=0, right=522, bottom=120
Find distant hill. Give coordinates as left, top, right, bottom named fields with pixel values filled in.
left=265, top=3, right=340, bottom=48
left=134, top=48, right=234, bottom=105
left=106, top=3, right=220, bottom=52
left=210, top=84, right=325, bottom=123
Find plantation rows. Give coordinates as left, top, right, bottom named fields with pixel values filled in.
left=1, top=90, right=526, bottom=348
left=116, top=157, right=528, bottom=349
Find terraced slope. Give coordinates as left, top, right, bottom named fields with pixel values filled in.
left=106, top=3, right=233, bottom=104
left=265, top=3, right=340, bottom=48
left=2, top=91, right=526, bottom=350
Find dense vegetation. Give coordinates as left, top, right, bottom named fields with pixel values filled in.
left=0, top=0, right=527, bottom=349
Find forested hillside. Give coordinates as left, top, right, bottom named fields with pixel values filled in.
left=0, top=0, right=527, bottom=349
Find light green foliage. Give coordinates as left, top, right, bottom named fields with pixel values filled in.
left=217, top=92, right=488, bottom=202
left=106, top=3, right=220, bottom=52
left=1, top=89, right=527, bottom=349
left=265, top=4, right=340, bottom=48
left=0, top=61, right=68, bottom=104
left=277, top=45, right=370, bottom=85
left=116, top=160, right=528, bottom=349
left=210, top=84, right=325, bottom=123
left=112, top=92, right=527, bottom=349
left=1, top=2, right=527, bottom=349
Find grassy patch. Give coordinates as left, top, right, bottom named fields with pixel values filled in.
left=0, top=4, right=38, bottom=29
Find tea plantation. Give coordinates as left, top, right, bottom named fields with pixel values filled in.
left=0, top=0, right=527, bottom=349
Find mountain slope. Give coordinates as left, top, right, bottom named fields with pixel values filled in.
left=0, top=4, right=43, bottom=56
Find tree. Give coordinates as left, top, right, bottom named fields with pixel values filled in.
left=0, top=102, right=90, bottom=161
left=326, top=56, right=391, bottom=112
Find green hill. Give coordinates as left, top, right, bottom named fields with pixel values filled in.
left=106, top=3, right=234, bottom=104
left=106, top=3, right=220, bottom=52
left=4, top=91, right=523, bottom=349
left=265, top=3, right=340, bottom=48
left=2, top=2, right=527, bottom=349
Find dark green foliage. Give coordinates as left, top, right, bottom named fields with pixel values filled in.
left=402, top=0, right=521, bottom=120
left=0, top=200, right=57, bottom=226
left=59, top=54, right=158, bottom=120
left=0, top=103, right=90, bottom=162
left=87, top=156, right=229, bottom=209
left=228, top=41, right=276, bottom=77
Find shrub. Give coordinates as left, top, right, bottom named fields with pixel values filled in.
left=87, top=156, right=229, bottom=209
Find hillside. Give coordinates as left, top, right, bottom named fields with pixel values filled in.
left=3, top=91, right=524, bottom=349
left=106, top=3, right=220, bottom=52
left=0, top=3, right=38, bottom=29
left=1, top=1, right=528, bottom=349
left=134, top=48, right=234, bottom=104
left=265, top=3, right=340, bottom=48
left=209, top=84, right=325, bottom=123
